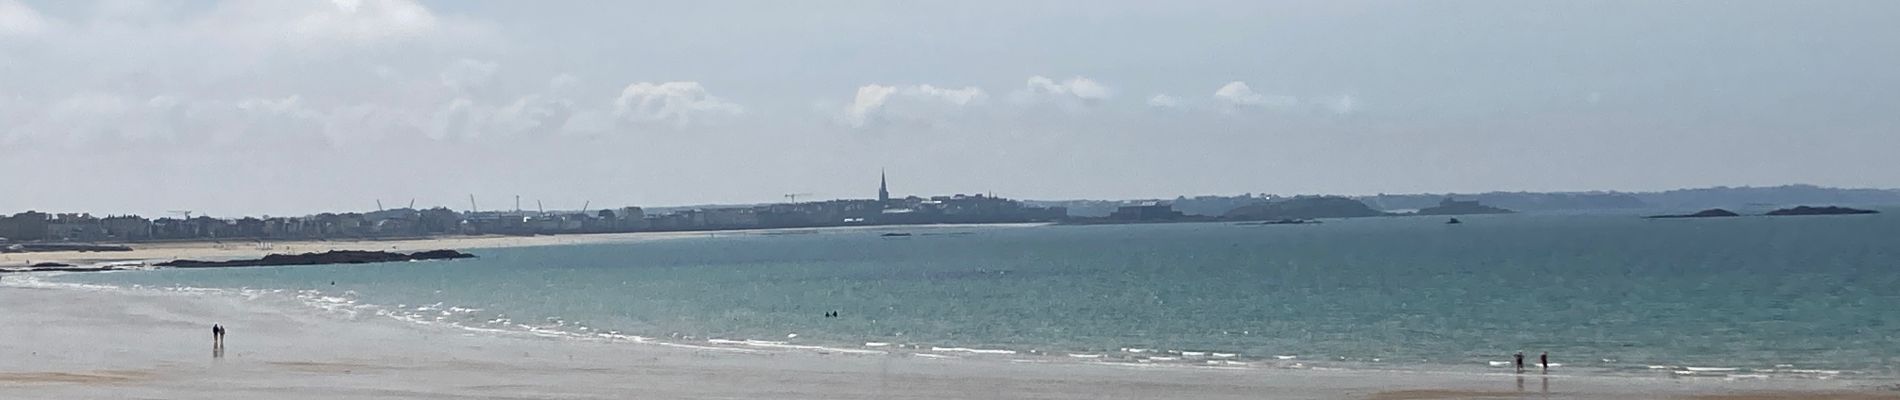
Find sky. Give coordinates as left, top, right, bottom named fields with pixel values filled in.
left=3, top=0, right=1898, bottom=217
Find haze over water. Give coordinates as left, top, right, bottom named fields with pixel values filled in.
left=57, top=212, right=1900, bottom=379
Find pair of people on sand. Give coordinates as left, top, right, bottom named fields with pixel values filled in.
left=1514, top=351, right=1549, bottom=373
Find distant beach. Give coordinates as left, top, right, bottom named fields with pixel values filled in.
left=0, top=223, right=1049, bottom=269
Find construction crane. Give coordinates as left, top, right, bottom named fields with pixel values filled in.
left=579, top=201, right=591, bottom=215
left=783, top=193, right=814, bottom=203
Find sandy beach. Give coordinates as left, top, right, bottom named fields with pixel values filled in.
left=1, top=223, right=1038, bottom=268
left=0, top=231, right=707, bottom=269
left=0, top=278, right=1891, bottom=399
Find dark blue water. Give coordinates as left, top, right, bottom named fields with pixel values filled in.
left=58, top=213, right=1900, bottom=378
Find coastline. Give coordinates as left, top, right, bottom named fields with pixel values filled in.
left=0, top=222, right=1047, bottom=269
left=3, top=275, right=1894, bottom=399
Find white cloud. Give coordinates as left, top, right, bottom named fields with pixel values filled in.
left=1147, top=94, right=1183, bottom=109
left=0, top=0, right=52, bottom=36
left=612, top=82, right=743, bottom=128
left=841, top=84, right=987, bottom=128
left=492, top=94, right=575, bottom=136
left=1213, top=81, right=1298, bottom=109
left=0, top=91, right=418, bottom=147
left=1007, top=76, right=1112, bottom=116
left=1020, top=75, right=1110, bottom=101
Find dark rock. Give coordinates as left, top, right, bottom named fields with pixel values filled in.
left=1237, top=219, right=1320, bottom=225
left=1646, top=209, right=1741, bottom=219
left=407, top=249, right=479, bottom=260
left=1764, top=206, right=1879, bottom=216
left=27, top=262, right=73, bottom=268
left=158, top=249, right=476, bottom=268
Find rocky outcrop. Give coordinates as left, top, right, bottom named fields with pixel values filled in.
left=1646, top=209, right=1741, bottom=219
left=158, top=250, right=476, bottom=268
left=1764, top=206, right=1879, bottom=216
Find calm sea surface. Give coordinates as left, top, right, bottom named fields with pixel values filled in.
left=55, top=213, right=1900, bottom=378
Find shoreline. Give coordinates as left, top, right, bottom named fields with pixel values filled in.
left=4, top=275, right=1896, bottom=399
left=0, top=222, right=1047, bottom=269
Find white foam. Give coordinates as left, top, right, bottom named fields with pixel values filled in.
left=1181, top=351, right=1206, bottom=356
left=863, top=342, right=891, bottom=347
left=1489, top=361, right=1511, bottom=367
left=913, top=353, right=957, bottom=359
left=1147, top=356, right=1180, bottom=361
left=1685, top=367, right=1738, bottom=372
left=724, top=339, right=885, bottom=355
left=1211, top=353, right=1237, bottom=358
left=929, top=347, right=1017, bottom=355
left=1067, top=353, right=1104, bottom=359
left=1275, top=355, right=1297, bottom=360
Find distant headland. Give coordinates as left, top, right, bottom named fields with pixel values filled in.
left=1646, top=209, right=1741, bottom=219
left=0, top=183, right=1892, bottom=247
left=1764, top=206, right=1879, bottom=216
left=1647, top=206, right=1878, bottom=219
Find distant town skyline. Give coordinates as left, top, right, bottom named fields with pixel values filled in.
left=4, top=0, right=1899, bottom=217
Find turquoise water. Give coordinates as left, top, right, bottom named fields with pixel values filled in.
left=54, top=213, right=1900, bottom=378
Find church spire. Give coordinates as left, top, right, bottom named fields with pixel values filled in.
left=878, top=169, right=890, bottom=204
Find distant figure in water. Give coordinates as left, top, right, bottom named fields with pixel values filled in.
left=1514, top=351, right=1525, bottom=373
left=1540, top=352, right=1549, bottom=371
left=1446, top=217, right=1463, bottom=224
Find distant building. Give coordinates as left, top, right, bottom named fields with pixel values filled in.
left=878, top=170, right=891, bottom=206
left=0, top=211, right=50, bottom=241
left=1109, top=203, right=1184, bottom=221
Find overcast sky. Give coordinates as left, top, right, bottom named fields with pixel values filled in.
left=3, top=0, right=1898, bottom=217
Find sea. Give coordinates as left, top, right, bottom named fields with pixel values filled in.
left=33, top=212, right=1900, bottom=381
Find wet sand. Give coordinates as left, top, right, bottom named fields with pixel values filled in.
left=2, top=280, right=1891, bottom=399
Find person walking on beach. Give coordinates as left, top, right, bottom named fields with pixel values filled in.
left=1540, top=352, right=1549, bottom=371
left=212, top=324, right=225, bottom=345
left=1514, top=351, right=1525, bottom=373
